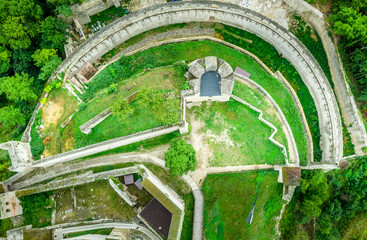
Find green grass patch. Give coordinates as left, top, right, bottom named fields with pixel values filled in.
left=233, top=80, right=308, bottom=165
left=0, top=219, right=13, bottom=237
left=342, top=119, right=355, bottom=156
left=64, top=228, right=113, bottom=238
left=203, top=171, right=283, bottom=239
left=96, top=39, right=309, bottom=163
left=19, top=192, right=53, bottom=228
left=189, top=101, right=285, bottom=166
left=215, top=24, right=321, bottom=161
left=53, top=180, right=136, bottom=223
left=77, top=131, right=180, bottom=160
left=61, top=66, right=184, bottom=150
left=181, top=193, right=194, bottom=240
left=101, top=23, right=189, bottom=62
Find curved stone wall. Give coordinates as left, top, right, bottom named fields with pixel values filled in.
left=50, top=1, right=342, bottom=162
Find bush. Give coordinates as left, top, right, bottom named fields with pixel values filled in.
left=78, top=102, right=87, bottom=112
left=30, top=127, right=44, bottom=160
left=110, top=98, right=134, bottom=121
left=19, top=192, right=53, bottom=228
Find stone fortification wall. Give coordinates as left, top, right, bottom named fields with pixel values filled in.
left=283, top=0, right=367, bottom=155
left=79, top=108, right=112, bottom=134
left=36, top=1, right=341, bottom=162
left=31, top=124, right=181, bottom=168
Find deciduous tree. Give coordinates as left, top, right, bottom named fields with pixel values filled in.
left=40, top=16, right=69, bottom=50
left=0, top=72, right=37, bottom=102
left=111, top=98, right=134, bottom=121
left=165, top=139, right=197, bottom=176
left=0, top=106, right=25, bottom=129
left=31, top=49, right=58, bottom=67
left=0, top=47, right=11, bottom=75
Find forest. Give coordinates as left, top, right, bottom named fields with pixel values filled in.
left=0, top=0, right=81, bottom=143
left=329, top=0, right=367, bottom=114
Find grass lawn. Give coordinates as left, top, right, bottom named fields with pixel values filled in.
left=189, top=101, right=285, bottom=166
left=60, top=66, right=184, bottom=150
left=203, top=171, right=283, bottom=240
left=53, top=180, right=136, bottom=223
left=64, top=229, right=113, bottom=238
left=233, top=81, right=289, bottom=157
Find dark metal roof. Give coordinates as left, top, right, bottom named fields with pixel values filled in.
left=123, top=174, right=134, bottom=185
left=200, top=71, right=221, bottom=96
left=234, top=67, right=251, bottom=78
left=134, top=178, right=143, bottom=190
left=282, top=167, right=301, bottom=186
left=140, top=198, right=172, bottom=239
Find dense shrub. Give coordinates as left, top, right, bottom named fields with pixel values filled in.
left=19, top=192, right=53, bottom=228
left=30, top=110, right=44, bottom=160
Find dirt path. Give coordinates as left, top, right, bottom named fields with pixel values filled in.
left=189, top=114, right=212, bottom=170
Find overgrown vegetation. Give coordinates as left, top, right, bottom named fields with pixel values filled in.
left=281, top=156, right=367, bottom=239
left=329, top=1, right=367, bottom=123
left=214, top=24, right=322, bottom=161
left=203, top=171, right=283, bottom=239
left=0, top=219, right=13, bottom=237
left=0, top=151, right=14, bottom=181
left=290, top=15, right=333, bottom=88
left=19, top=192, right=53, bottom=228
left=29, top=109, right=44, bottom=159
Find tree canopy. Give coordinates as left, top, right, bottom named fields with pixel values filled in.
left=32, top=49, right=58, bottom=67
left=165, top=139, right=197, bottom=176
left=0, top=106, right=25, bottom=129
left=0, top=72, right=37, bottom=103
left=111, top=98, right=134, bottom=121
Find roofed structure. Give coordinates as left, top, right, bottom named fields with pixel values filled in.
left=123, top=174, right=134, bottom=185
left=140, top=198, right=172, bottom=239
left=282, top=167, right=301, bottom=186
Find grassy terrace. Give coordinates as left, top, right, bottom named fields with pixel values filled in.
left=87, top=40, right=308, bottom=164
left=203, top=171, right=283, bottom=239
left=233, top=81, right=290, bottom=159
left=215, top=24, right=320, bottom=161
left=189, top=101, right=285, bottom=166
left=59, top=66, right=184, bottom=151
